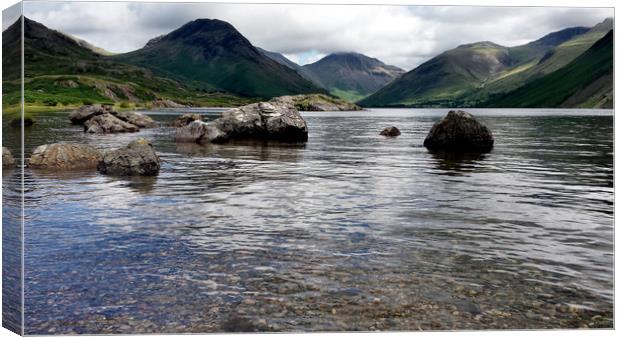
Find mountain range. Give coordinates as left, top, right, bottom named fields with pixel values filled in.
left=1, top=16, right=614, bottom=111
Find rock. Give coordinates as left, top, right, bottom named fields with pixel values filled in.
left=271, top=94, right=362, bottom=111
left=9, top=116, right=34, bottom=128
left=27, top=143, right=102, bottom=170
left=83, top=113, right=140, bottom=133
left=380, top=126, right=401, bottom=137
left=173, top=113, right=202, bottom=127
left=176, top=101, right=308, bottom=144
left=111, top=110, right=157, bottom=128
left=2, top=147, right=16, bottom=168
left=151, top=99, right=186, bottom=108
left=98, top=138, right=160, bottom=176
left=423, top=110, right=494, bottom=152
left=69, top=104, right=114, bottom=125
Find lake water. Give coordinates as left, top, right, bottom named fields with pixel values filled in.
left=2, top=108, right=614, bottom=333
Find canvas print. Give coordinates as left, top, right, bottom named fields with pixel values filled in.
left=1, top=0, right=614, bottom=334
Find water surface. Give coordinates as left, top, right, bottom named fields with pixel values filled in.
left=2, top=108, right=614, bottom=333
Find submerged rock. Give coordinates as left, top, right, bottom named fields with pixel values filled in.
left=174, top=113, right=202, bottom=127
left=380, top=126, right=401, bottom=137
left=2, top=147, right=16, bottom=168
left=112, top=110, right=157, bottom=128
left=423, top=110, right=494, bottom=152
left=176, top=101, right=308, bottom=144
left=83, top=113, right=140, bottom=133
left=69, top=104, right=114, bottom=125
left=98, top=138, right=160, bottom=176
left=27, top=143, right=102, bottom=170
left=271, top=94, right=362, bottom=111
left=10, top=116, right=34, bottom=128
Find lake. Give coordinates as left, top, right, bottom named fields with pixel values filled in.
left=2, top=108, right=614, bottom=333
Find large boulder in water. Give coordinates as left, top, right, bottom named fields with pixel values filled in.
left=111, top=110, right=157, bottom=128
left=98, top=138, right=160, bottom=176
left=380, top=126, right=401, bottom=137
left=175, top=101, right=308, bottom=144
left=69, top=104, right=114, bottom=124
left=2, top=147, right=16, bottom=168
left=27, top=143, right=102, bottom=170
left=83, top=113, right=140, bottom=133
left=423, top=110, right=494, bottom=152
left=173, top=113, right=202, bottom=127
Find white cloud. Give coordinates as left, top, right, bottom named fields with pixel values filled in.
left=21, top=1, right=613, bottom=70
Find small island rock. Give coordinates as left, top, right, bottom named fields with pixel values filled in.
left=69, top=104, right=114, bottom=125
left=423, top=110, right=494, bottom=152
left=151, top=99, right=186, bottom=108
left=174, top=113, right=202, bottom=127
left=83, top=113, right=140, bottom=133
left=98, top=138, right=160, bottom=176
left=10, top=116, right=34, bottom=128
left=176, top=101, right=308, bottom=144
left=380, top=126, right=401, bottom=137
left=2, top=147, right=16, bottom=168
left=27, top=143, right=102, bottom=170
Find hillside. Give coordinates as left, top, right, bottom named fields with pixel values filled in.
left=485, top=30, right=613, bottom=108
left=2, top=17, right=253, bottom=113
left=359, top=19, right=612, bottom=107
left=301, top=52, right=405, bottom=101
left=114, top=19, right=325, bottom=99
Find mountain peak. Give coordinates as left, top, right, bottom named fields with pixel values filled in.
left=457, top=41, right=504, bottom=49
left=529, top=26, right=589, bottom=46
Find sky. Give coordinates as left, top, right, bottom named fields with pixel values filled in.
left=4, top=1, right=614, bottom=70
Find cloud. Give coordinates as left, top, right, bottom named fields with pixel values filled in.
left=21, top=1, right=612, bottom=70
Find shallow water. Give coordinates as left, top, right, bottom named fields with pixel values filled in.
left=2, top=108, right=614, bottom=333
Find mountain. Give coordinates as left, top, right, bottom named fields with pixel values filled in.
left=359, top=18, right=613, bottom=107
left=2, top=17, right=252, bottom=111
left=486, top=30, right=613, bottom=108
left=300, top=52, right=405, bottom=102
left=256, top=47, right=316, bottom=83
left=114, top=19, right=324, bottom=99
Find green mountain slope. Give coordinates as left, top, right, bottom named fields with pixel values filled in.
left=114, top=19, right=325, bottom=99
left=359, top=20, right=611, bottom=108
left=301, top=52, right=405, bottom=101
left=485, top=30, right=613, bottom=108
left=2, top=17, right=252, bottom=113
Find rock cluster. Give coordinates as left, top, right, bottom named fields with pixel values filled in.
left=98, top=138, right=161, bottom=176
left=152, top=99, right=186, bottom=108
left=25, top=139, right=160, bottom=176
left=2, top=147, right=16, bottom=168
left=270, top=94, right=362, bottom=111
left=423, top=110, right=494, bottom=152
left=69, top=104, right=156, bottom=133
left=175, top=101, right=308, bottom=144
left=380, top=126, right=401, bottom=137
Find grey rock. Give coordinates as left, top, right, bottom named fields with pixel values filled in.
left=27, top=143, right=102, bottom=170
left=173, top=113, right=202, bottom=127
left=83, top=113, right=140, bottom=133
left=380, top=126, right=401, bottom=137
left=2, top=147, right=16, bottom=168
left=98, top=138, right=160, bottom=176
left=69, top=104, right=114, bottom=125
left=112, top=110, right=157, bottom=128
left=177, top=101, right=308, bottom=144
left=151, top=99, right=186, bottom=108
left=423, top=110, right=494, bottom=152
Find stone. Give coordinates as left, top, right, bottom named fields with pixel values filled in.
left=10, top=116, right=34, bottom=127
left=98, top=138, right=160, bottom=176
left=151, top=99, right=186, bottom=108
left=69, top=104, right=114, bottom=125
left=2, top=147, right=16, bottom=168
left=270, top=94, right=362, bottom=111
left=83, top=113, right=140, bottom=133
left=27, top=143, right=102, bottom=170
left=380, top=126, right=401, bottom=137
left=423, top=110, right=494, bottom=152
left=111, top=110, right=157, bottom=128
left=173, top=113, right=202, bottom=127
left=176, top=101, right=308, bottom=144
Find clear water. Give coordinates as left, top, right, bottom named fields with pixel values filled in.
left=2, top=108, right=614, bottom=333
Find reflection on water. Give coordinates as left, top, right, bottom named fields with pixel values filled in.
left=1, top=108, right=614, bottom=333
